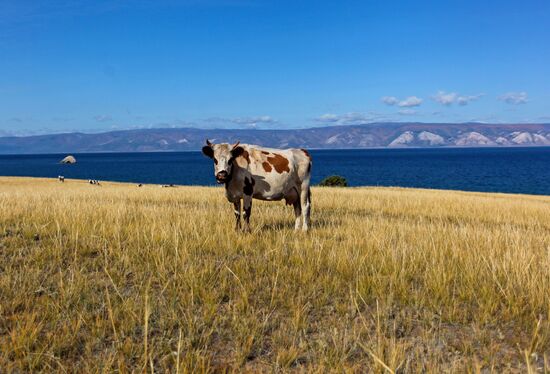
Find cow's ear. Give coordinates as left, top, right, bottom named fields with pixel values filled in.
left=202, top=146, right=214, bottom=158
left=231, top=146, right=244, bottom=158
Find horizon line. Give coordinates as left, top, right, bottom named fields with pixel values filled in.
left=3, top=121, right=550, bottom=139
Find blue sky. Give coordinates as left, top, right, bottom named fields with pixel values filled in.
left=1, top=0, right=549, bottom=135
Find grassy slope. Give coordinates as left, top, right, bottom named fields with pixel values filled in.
left=0, top=177, right=549, bottom=372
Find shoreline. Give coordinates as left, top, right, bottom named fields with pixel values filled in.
left=1, top=176, right=549, bottom=199
left=0, top=144, right=549, bottom=156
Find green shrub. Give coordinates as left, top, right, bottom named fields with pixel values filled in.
left=319, top=175, right=348, bottom=187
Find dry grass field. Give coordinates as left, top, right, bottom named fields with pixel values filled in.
left=0, top=176, right=549, bottom=372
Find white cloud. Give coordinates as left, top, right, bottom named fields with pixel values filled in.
left=52, top=116, right=75, bottom=122
left=398, top=109, right=418, bottom=115
left=466, top=115, right=504, bottom=123
left=93, top=115, right=113, bottom=122
left=315, top=112, right=392, bottom=126
left=433, top=91, right=456, bottom=106
left=381, top=96, right=399, bottom=105
left=432, top=91, right=483, bottom=106
left=230, top=116, right=275, bottom=126
left=398, top=96, right=423, bottom=107
left=456, top=94, right=483, bottom=106
left=317, top=113, right=340, bottom=122
left=498, top=92, right=528, bottom=105
left=202, top=115, right=277, bottom=129
left=381, top=95, right=423, bottom=107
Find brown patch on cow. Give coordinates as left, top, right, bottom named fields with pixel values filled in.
left=267, top=153, right=290, bottom=173
left=240, top=150, right=250, bottom=163
left=261, top=151, right=270, bottom=155
left=243, top=177, right=255, bottom=195
left=301, top=148, right=311, bottom=160
left=262, top=161, right=272, bottom=172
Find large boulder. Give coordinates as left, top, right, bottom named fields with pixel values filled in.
left=60, top=155, right=76, bottom=164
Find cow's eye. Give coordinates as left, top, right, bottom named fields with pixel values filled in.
left=214, top=158, right=218, bottom=165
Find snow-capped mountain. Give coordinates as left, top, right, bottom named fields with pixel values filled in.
left=0, top=123, right=549, bottom=153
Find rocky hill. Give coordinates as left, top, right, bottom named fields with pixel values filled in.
left=1, top=123, right=549, bottom=154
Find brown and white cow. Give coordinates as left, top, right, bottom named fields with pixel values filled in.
left=202, top=140, right=312, bottom=231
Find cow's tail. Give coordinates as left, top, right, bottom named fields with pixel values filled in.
left=307, top=158, right=312, bottom=204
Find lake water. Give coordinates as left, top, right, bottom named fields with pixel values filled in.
left=0, top=147, right=549, bottom=195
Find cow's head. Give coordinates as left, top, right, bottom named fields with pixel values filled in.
left=202, top=139, right=244, bottom=184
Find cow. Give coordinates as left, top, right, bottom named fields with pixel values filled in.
left=202, top=140, right=312, bottom=232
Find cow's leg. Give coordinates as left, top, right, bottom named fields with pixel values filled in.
left=300, top=184, right=311, bottom=232
left=293, top=201, right=302, bottom=231
left=243, top=195, right=252, bottom=232
left=233, top=200, right=241, bottom=231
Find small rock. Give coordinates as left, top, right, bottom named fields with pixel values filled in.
left=60, top=155, right=76, bottom=164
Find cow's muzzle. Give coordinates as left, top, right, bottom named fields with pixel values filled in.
left=216, top=171, right=229, bottom=184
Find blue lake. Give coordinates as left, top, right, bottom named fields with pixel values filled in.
left=0, top=147, right=549, bottom=195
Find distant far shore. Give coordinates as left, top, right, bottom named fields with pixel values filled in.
left=0, top=144, right=549, bottom=157
left=1, top=122, right=549, bottom=154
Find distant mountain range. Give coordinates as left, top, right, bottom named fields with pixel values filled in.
left=1, top=123, right=550, bottom=154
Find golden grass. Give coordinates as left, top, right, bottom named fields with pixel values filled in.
left=0, top=176, right=549, bottom=372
